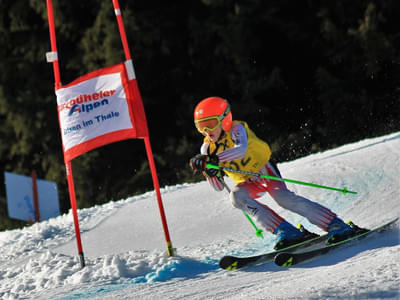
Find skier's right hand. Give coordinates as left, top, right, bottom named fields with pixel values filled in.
left=189, top=154, right=219, bottom=175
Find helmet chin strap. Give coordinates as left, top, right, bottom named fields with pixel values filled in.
left=217, top=130, right=225, bottom=141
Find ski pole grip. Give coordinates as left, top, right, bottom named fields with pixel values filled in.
left=206, top=163, right=220, bottom=170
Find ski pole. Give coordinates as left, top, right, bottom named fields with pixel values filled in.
left=217, top=178, right=264, bottom=239
left=207, top=164, right=357, bottom=195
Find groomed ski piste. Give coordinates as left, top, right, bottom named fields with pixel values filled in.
left=1, top=131, right=399, bottom=300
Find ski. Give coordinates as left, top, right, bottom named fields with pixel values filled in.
left=219, top=233, right=329, bottom=270
left=274, top=217, right=398, bottom=267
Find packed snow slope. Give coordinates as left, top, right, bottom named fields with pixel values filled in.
left=1, top=132, right=399, bottom=300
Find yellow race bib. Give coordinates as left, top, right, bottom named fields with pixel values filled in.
left=205, top=121, right=271, bottom=183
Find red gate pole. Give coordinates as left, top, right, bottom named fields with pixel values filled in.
left=143, top=137, right=175, bottom=256
left=112, top=0, right=175, bottom=256
left=31, top=170, right=40, bottom=222
left=45, top=0, right=61, bottom=89
left=66, top=162, right=85, bottom=268
left=46, top=0, right=85, bottom=268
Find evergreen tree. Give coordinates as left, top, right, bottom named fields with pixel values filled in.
left=0, top=0, right=399, bottom=230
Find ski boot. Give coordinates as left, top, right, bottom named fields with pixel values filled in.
left=273, top=221, right=319, bottom=250
left=327, top=218, right=368, bottom=244
left=347, top=221, right=368, bottom=234
left=298, top=223, right=320, bottom=240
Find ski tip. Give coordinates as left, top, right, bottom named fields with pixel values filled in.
left=274, top=252, right=295, bottom=267
left=219, top=256, right=239, bottom=270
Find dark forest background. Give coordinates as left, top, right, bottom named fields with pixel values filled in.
left=1, top=0, right=399, bottom=230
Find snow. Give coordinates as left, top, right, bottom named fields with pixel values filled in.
left=1, top=132, right=399, bottom=300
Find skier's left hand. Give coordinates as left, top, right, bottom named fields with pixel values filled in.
left=189, top=154, right=219, bottom=175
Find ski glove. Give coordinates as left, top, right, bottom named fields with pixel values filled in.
left=189, top=154, right=220, bottom=177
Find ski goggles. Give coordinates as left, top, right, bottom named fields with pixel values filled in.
left=195, top=116, right=221, bottom=133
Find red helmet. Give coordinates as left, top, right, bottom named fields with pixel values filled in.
left=194, top=97, right=232, bottom=131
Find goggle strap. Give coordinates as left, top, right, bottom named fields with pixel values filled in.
left=219, top=103, right=231, bottom=122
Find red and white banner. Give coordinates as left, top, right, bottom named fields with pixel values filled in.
left=56, top=63, right=147, bottom=162
left=46, top=0, right=174, bottom=267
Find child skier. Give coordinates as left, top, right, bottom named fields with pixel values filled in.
left=189, top=96, right=363, bottom=249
